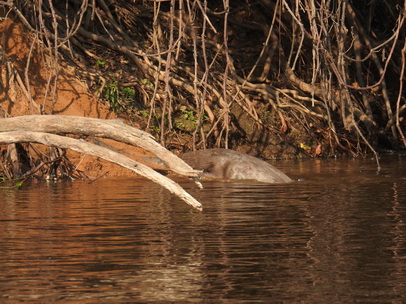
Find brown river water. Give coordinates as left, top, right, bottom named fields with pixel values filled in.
left=1, top=157, right=405, bottom=303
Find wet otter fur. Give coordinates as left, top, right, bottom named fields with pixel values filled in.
left=181, top=149, right=291, bottom=184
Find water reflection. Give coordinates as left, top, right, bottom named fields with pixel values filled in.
left=0, top=157, right=405, bottom=303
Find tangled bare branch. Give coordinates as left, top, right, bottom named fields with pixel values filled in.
left=2, top=0, right=405, bottom=158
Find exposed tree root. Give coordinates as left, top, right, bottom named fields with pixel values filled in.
left=1, top=0, right=405, bottom=158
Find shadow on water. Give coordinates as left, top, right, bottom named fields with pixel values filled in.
left=0, top=157, right=405, bottom=303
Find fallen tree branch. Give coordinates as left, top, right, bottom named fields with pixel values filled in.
left=0, top=130, right=202, bottom=211
left=0, top=115, right=200, bottom=177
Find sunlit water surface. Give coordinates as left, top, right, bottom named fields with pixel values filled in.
left=1, top=157, right=406, bottom=303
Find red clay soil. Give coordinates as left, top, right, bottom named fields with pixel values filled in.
left=0, top=19, right=157, bottom=178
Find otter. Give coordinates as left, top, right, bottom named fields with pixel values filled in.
left=181, top=149, right=291, bottom=184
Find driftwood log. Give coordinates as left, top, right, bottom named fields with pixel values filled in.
left=0, top=115, right=199, bottom=176
left=0, top=115, right=203, bottom=211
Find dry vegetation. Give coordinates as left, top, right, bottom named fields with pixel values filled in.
left=1, top=0, right=405, bottom=162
